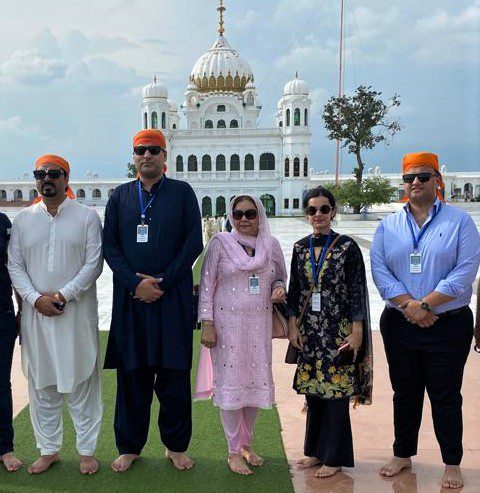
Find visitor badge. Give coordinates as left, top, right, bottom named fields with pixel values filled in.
left=409, top=253, right=422, bottom=274
left=311, top=292, right=321, bottom=312
left=249, top=275, right=260, bottom=295
left=137, top=224, right=149, bottom=243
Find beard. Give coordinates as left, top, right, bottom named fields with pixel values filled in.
left=40, top=183, right=57, bottom=197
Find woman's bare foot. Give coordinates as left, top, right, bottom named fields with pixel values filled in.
left=111, top=454, right=139, bottom=473
left=165, top=450, right=195, bottom=470
left=241, top=446, right=264, bottom=467
left=315, top=465, right=341, bottom=478
left=441, top=465, right=463, bottom=489
left=0, top=452, right=23, bottom=472
left=79, top=455, right=99, bottom=475
left=296, top=457, right=321, bottom=469
left=228, top=453, right=253, bottom=475
left=379, top=456, right=412, bottom=477
left=28, top=453, right=60, bottom=474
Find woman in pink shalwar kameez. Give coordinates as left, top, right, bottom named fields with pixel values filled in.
left=195, top=195, right=287, bottom=475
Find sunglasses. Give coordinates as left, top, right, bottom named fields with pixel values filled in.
left=402, top=172, right=434, bottom=184
left=33, top=169, right=67, bottom=180
left=133, top=146, right=164, bottom=155
left=232, top=209, right=258, bottom=220
left=306, top=205, right=333, bottom=216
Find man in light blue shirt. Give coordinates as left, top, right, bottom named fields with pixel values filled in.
left=371, top=152, right=480, bottom=489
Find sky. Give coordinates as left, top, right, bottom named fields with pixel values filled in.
left=0, top=0, right=479, bottom=179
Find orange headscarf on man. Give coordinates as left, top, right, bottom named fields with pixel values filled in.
left=133, top=129, right=168, bottom=175
left=33, top=154, right=76, bottom=203
left=402, top=151, right=445, bottom=202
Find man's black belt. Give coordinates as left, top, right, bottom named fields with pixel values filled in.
left=436, top=306, right=469, bottom=318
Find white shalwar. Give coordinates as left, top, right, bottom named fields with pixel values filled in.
left=8, top=198, right=103, bottom=455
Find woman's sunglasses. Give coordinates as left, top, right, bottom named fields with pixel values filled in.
left=133, top=146, right=164, bottom=155
left=33, top=169, right=67, bottom=180
left=402, top=172, right=434, bottom=184
left=305, top=205, right=333, bottom=216
left=232, top=209, right=258, bottom=220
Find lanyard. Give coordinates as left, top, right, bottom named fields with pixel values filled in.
left=406, top=202, right=442, bottom=251
left=309, top=232, right=333, bottom=289
left=137, top=179, right=163, bottom=224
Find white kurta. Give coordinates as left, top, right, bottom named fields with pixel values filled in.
left=8, top=198, right=103, bottom=393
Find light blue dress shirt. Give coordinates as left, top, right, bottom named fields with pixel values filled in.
left=370, top=199, right=480, bottom=314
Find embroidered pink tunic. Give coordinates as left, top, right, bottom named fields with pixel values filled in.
left=197, top=235, right=287, bottom=410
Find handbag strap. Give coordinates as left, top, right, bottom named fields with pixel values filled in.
left=296, top=234, right=344, bottom=329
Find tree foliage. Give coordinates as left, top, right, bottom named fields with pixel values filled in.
left=334, top=176, right=396, bottom=212
left=126, top=162, right=136, bottom=178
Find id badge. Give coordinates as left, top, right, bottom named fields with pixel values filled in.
left=249, top=275, right=260, bottom=295
left=137, top=224, right=149, bottom=243
left=311, top=292, right=321, bottom=312
left=409, top=253, right=422, bottom=274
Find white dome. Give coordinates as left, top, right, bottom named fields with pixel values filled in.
left=142, top=77, right=168, bottom=99
left=190, top=35, right=253, bottom=92
left=245, top=79, right=255, bottom=90
left=284, top=75, right=309, bottom=96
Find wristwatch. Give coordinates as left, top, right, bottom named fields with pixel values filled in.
left=420, top=300, right=430, bottom=311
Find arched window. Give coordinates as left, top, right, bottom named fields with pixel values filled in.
left=176, top=155, right=184, bottom=172
left=13, top=190, right=22, bottom=201
left=0, top=190, right=7, bottom=199
left=217, top=105, right=226, bottom=112
left=202, top=197, right=212, bottom=217
left=92, top=189, right=102, bottom=199
left=230, top=154, right=240, bottom=171
left=244, top=154, right=254, bottom=171
left=246, top=93, right=254, bottom=106
left=151, top=111, right=158, bottom=129
left=284, top=158, right=290, bottom=177
left=172, top=123, right=177, bottom=129
left=294, top=108, right=301, bottom=126
left=205, top=120, right=213, bottom=129
left=202, top=155, right=212, bottom=171
left=188, top=155, right=198, bottom=172
left=216, top=154, right=226, bottom=171
left=230, top=119, right=238, bottom=128
left=216, top=196, right=226, bottom=216
left=108, top=188, right=115, bottom=197
left=304, top=108, right=308, bottom=126
left=161, top=112, right=166, bottom=129
left=77, top=189, right=85, bottom=199
left=286, top=108, right=290, bottom=126
left=293, top=158, right=300, bottom=177
left=303, top=157, right=309, bottom=177
left=143, top=112, right=148, bottom=129
left=259, top=153, right=275, bottom=171
left=217, top=120, right=226, bottom=129
left=279, top=121, right=283, bottom=127
left=29, top=189, right=38, bottom=200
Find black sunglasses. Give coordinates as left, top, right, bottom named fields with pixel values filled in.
left=33, top=169, right=67, bottom=180
left=133, top=146, right=164, bottom=156
left=232, top=208, right=258, bottom=220
left=402, top=172, right=434, bottom=184
left=306, top=205, right=333, bottom=216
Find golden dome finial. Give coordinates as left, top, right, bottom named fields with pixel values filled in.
left=217, top=0, right=226, bottom=35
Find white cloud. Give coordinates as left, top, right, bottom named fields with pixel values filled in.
left=0, top=115, right=44, bottom=138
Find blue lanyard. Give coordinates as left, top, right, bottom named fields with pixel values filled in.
left=137, top=179, right=163, bottom=224
left=309, top=232, right=333, bottom=289
left=406, top=202, right=441, bottom=251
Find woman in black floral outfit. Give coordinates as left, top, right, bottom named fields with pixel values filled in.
left=287, top=187, right=373, bottom=478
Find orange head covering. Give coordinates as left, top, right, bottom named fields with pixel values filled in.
left=133, top=129, right=168, bottom=176
left=33, top=154, right=76, bottom=202
left=402, top=151, right=445, bottom=202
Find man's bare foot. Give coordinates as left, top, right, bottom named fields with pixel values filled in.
left=441, top=465, right=463, bottom=489
left=241, top=446, right=264, bottom=467
left=297, top=457, right=321, bottom=469
left=0, top=452, right=24, bottom=472
left=79, top=455, right=99, bottom=475
left=28, top=454, right=60, bottom=474
left=379, top=456, right=412, bottom=477
left=228, top=453, right=253, bottom=475
left=315, top=465, right=341, bottom=478
left=111, top=454, right=139, bottom=473
left=165, top=450, right=195, bottom=470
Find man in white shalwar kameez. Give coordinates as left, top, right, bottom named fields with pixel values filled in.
left=8, top=154, right=103, bottom=475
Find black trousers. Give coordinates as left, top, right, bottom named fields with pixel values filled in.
left=0, top=304, right=16, bottom=456
left=114, top=366, right=192, bottom=455
left=304, top=396, right=354, bottom=467
left=380, top=307, right=473, bottom=465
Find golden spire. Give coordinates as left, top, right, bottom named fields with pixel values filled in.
left=217, top=0, right=226, bottom=35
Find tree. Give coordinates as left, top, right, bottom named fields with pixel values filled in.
left=126, top=162, right=136, bottom=178
left=323, top=85, right=401, bottom=212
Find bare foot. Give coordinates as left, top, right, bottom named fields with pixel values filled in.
left=315, top=465, right=341, bottom=478
left=241, top=446, right=264, bottom=467
left=28, top=454, right=60, bottom=474
left=0, top=452, right=24, bottom=472
left=165, top=450, right=195, bottom=470
left=228, top=453, right=253, bottom=475
left=111, top=454, right=139, bottom=473
left=379, top=456, right=412, bottom=477
left=79, top=455, right=99, bottom=475
left=297, top=457, right=321, bottom=469
left=441, top=465, right=463, bottom=489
